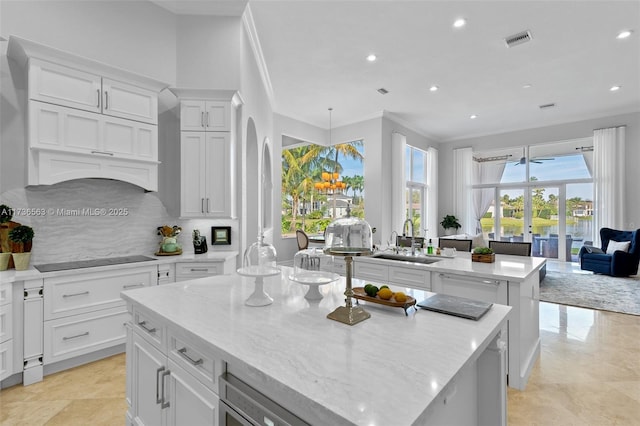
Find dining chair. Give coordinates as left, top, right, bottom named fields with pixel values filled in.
left=438, top=238, right=472, bottom=252
left=295, top=229, right=309, bottom=250
left=488, top=240, right=532, bottom=256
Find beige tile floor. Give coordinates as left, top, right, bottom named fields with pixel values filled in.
left=1, top=264, right=639, bottom=425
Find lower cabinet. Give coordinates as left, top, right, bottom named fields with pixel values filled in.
left=353, top=259, right=431, bottom=290
left=127, top=311, right=220, bottom=426
left=431, top=273, right=508, bottom=305
left=175, top=260, right=234, bottom=282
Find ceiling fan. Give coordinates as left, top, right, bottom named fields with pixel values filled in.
left=513, top=156, right=554, bottom=166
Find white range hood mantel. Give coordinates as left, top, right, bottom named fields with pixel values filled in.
left=7, top=36, right=169, bottom=191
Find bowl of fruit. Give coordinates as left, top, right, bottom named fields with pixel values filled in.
left=352, top=284, right=416, bottom=316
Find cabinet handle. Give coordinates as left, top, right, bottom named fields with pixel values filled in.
left=189, top=268, right=208, bottom=272
left=160, top=370, right=171, bottom=409
left=178, top=347, right=203, bottom=366
left=62, top=331, right=89, bottom=341
left=206, top=111, right=210, bottom=127
left=206, top=198, right=210, bottom=213
left=438, top=273, right=500, bottom=286
left=62, top=291, right=89, bottom=298
left=96, top=89, right=101, bottom=108
left=123, top=283, right=144, bottom=289
left=104, top=91, right=109, bottom=110
left=156, top=366, right=164, bottom=404
left=138, top=320, right=156, bottom=334
left=201, top=112, right=205, bottom=127
left=201, top=198, right=205, bottom=213
left=91, top=150, right=114, bottom=156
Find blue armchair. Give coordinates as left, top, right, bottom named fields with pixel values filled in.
left=579, top=228, right=640, bottom=277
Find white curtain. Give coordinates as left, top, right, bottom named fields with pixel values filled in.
left=472, top=161, right=506, bottom=234
left=391, top=132, right=406, bottom=237
left=593, top=126, right=626, bottom=245
left=452, top=147, right=474, bottom=234
left=427, top=147, right=438, bottom=241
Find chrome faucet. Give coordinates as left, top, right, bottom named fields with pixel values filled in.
left=402, top=219, right=417, bottom=255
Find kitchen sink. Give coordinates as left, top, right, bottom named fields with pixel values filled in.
left=372, top=253, right=442, bottom=264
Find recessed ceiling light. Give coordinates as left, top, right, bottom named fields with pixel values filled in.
left=366, top=54, right=377, bottom=62
left=522, top=83, right=533, bottom=89
left=429, top=85, right=439, bottom=92
left=616, top=30, right=632, bottom=39
left=453, top=18, right=466, bottom=28
left=610, top=85, right=621, bottom=91
left=470, top=114, right=478, bottom=119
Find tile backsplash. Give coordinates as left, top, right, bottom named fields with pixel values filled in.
left=1, top=179, right=175, bottom=264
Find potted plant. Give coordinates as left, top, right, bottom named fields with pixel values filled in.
left=8, top=225, right=35, bottom=270
left=440, top=215, right=462, bottom=235
left=472, top=246, right=495, bottom=263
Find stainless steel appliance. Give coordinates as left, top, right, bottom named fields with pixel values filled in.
left=219, top=373, right=309, bottom=426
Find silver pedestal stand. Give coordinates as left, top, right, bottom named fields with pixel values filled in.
left=325, top=249, right=372, bottom=326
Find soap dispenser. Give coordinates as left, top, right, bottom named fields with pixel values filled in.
left=427, top=238, right=434, bottom=255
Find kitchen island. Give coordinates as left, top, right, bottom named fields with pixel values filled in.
left=122, top=267, right=511, bottom=426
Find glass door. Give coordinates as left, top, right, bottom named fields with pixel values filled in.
left=530, top=186, right=568, bottom=260
left=497, top=188, right=528, bottom=242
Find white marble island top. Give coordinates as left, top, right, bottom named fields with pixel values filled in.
left=122, top=267, right=511, bottom=425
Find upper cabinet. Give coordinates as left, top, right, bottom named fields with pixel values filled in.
left=170, top=89, right=243, bottom=219
left=7, top=36, right=168, bottom=191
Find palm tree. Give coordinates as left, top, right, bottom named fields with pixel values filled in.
left=351, top=175, right=364, bottom=204
left=282, top=146, right=318, bottom=232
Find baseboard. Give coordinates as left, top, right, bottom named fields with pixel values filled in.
left=0, top=372, right=23, bottom=389
left=44, top=344, right=125, bottom=376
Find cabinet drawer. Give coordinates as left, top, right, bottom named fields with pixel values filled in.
left=354, top=262, right=389, bottom=282
left=44, top=266, right=155, bottom=320
left=0, top=340, right=13, bottom=381
left=0, top=282, right=12, bottom=306
left=132, top=307, right=165, bottom=351
left=0, top=304, right=12, bottom=344
left=175, top=262, right=223, bottom=280
left=43, top=306, right=129, bottom=364
left=389, top=266, right=430, bottom=290
left=169, top=333, right=223, bottom=393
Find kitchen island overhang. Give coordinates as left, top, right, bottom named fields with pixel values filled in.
left=122, top=268, right=511, bottom=425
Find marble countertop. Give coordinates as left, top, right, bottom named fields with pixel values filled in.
left=0, top=250, right=238, bottom=283
left=357, top=250, right=546, bottom=282
left=121, top=267, right=511, bottom=426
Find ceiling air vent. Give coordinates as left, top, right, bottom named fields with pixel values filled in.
left=539, top=103, right=556, bottom=110
left=505, top=30, right=532, bottom=48
left=377, top=88, right=389, bottom=95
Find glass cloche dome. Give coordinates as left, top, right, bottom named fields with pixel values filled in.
left=243, top=233, right=277, bottom=270
left=323, top=216, right=373, bottom=256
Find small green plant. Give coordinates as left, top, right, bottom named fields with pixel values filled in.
left=440, top=215, right=461, bottom=230
left=8, top=225, right=35, bottom=253
left=473, top=246, right=494, bottom=255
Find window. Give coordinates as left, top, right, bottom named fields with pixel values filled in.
left=281, top=140, right=364, bottom=238
left=405, top=146, right=428, bottom=236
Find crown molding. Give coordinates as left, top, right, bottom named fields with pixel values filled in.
left=242, top=4, right=275, bottom=110
left=382, top=110, right=439, bottom=141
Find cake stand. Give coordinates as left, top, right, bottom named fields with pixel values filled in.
left=288, top=271, right=340, bottom=300
left=236, top=266, right=281, bottom=306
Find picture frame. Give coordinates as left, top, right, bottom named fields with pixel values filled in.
left=211, top=226, right=231, bottom=245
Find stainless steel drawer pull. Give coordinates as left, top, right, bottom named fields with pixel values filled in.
left=206, top=111, right=210, bottom=127
left=189, top=268, right=209, bottom=272
left=160, top=370, right=171, bottom=409
left=62, top=291, right=89, bottom=298
left=156, top=366, right=165, bottom=404
left=178, top=347, right=203, bottom=366
left=201, top=198, right=205, bottom=213
left=138, top=320, right=156, bottom=334
left=201, top=112, right=205, bottom=127
left=123, top=283, right=144, bottom=289
left=104, top=91, right=109, bottom=109
left=91, top=150, right=114, bottom=156
left=63, top=331, right=89, bottom=341
left=96, top=89, right=101, bottom=108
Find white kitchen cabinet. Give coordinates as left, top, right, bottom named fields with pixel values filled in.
left=180, top=132, right=232, bottom=218
left=128, top=309, right=220, bottom=426
left=171, top=89, right=242, bottom=219
left=431, top=273, right=508, bottom=305
left=388, top=265, right=431, bottom=290
left=7, top=36, right=167, bottom=191
left=29, top=59, right=158, bottom=125
left=157, top=264, right=176, bottom=285
left=0, top=282, right=13, bottom=382
left=175, top=261, right=233, bottom=282
left=353, top=261, right=389, bottom=282
left=180, top=100, right=230, bottom=132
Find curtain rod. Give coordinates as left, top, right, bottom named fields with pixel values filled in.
left=473, top=154, right=513, bottom=163
left=593, top=125, right=627, bottom=131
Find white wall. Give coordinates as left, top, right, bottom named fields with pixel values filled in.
left=438, top=112, right=640, bottom=231
left=176, top=15, right=241, bottom=89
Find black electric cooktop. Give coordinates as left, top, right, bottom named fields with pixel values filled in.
left=34, top=255, right=156, bottom=273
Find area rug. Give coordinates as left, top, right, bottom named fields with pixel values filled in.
left=540, top=271, right=640, bottom=315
